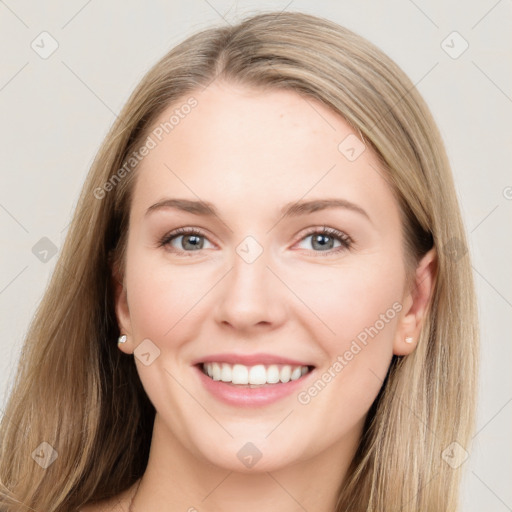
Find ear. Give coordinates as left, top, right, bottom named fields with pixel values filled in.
left=112, top=258, right=133, bottom=354
left=394, top=248, right=437, bottom=356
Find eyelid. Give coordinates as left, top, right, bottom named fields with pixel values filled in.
left=295, top=225, right=352, bottom=244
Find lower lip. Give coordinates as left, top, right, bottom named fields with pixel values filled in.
left=194, top=365, right=314, bottom=407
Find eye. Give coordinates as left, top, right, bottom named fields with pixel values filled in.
left=158, top=227, right=214, bottom=255
left=158, top=226, right=353, bottom=257
left=295, top=226, right=352, bottom=255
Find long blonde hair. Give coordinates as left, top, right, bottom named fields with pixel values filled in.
left=0, top=11, right=478, bottom=511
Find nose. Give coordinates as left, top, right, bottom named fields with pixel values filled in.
left=213, top=246, right=287, bottom=333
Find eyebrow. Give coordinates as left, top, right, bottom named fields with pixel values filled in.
left=145, top=198, right=371, bottom=223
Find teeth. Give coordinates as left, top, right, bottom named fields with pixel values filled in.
left=280, top=365, right=291, bottom=383
left=249, top=364, right=266, bottom=385
left=212, top=362, right=221, bottom=381
left=202, top=362, right=311, bottom=385
left=220, top=363, right=231, bottom=382
left=291, top=367, right=302, bottom=380
left=266, top=365, right=280, bottom=384
left=232, top=364, right=249, bottom=385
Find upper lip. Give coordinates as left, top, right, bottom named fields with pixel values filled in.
left=192, top=353, right=314, bottom=367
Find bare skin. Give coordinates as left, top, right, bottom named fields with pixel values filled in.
left=84, top=82, right=436, bottom=511
left=81, top=480, right=139, bottom=511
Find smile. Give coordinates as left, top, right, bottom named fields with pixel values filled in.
left=201, top=362, right=313, bottom=387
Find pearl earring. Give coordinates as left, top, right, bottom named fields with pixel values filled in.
left=405, top=336, right=414, bottom=344
left=118, top=334, right=127, bottom=344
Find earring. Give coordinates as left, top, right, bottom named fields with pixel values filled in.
left=118, top=334, right=127, bottom=344
left=405, top=336, right=414, bottom=344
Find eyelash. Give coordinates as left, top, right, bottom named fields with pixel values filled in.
left=158, top=226, right=353, bottom=257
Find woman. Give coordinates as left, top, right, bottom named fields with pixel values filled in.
left=0, top=11, right=478, bottom=512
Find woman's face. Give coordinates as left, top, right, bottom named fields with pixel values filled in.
left=116, top=81, right=423, bottom=473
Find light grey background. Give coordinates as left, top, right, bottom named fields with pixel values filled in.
left=1, top=1, right=511, bottom=509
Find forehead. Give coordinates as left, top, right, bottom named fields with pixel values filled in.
left=130, top=82, right=398, bottom=225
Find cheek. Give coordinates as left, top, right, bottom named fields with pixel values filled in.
left=289, top=256, right=405, bottom=349
left=288, top=256, right=404, bottom=416
left=292, top=265, right=402, bottom=437
left=125, top=248, right=214, bottom=341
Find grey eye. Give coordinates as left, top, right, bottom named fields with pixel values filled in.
left=297, top=233, right=343, bottom=251
left=171, top=234, right=207, bottom=251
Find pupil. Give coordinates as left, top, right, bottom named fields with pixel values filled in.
left=313, top=234, right=333, bottom=251
left=183, top=235, right=203, bottom=250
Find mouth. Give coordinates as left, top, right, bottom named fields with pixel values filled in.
left=197, top=362, right=315, bottom=388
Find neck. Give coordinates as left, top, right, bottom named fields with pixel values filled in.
left=130, top=414, right=363, bottom=512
